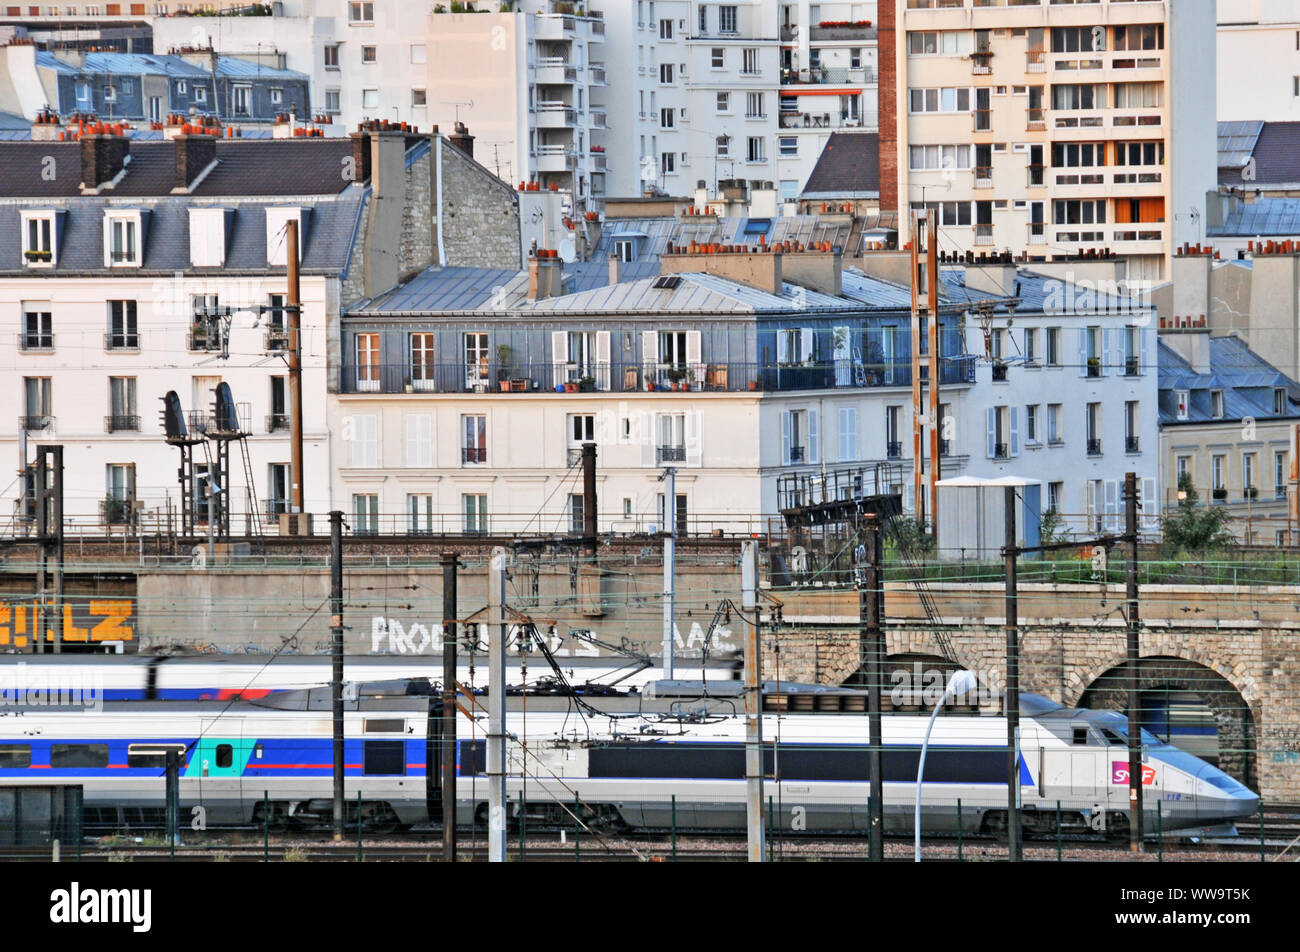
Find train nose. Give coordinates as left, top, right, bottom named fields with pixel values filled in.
left=1198, top=765, right=1258, bottom=822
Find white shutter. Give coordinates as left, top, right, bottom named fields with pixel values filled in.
left=351, top=413, right=378, bottom=468
left=986, top=406, right=997, bottom=458
left=839, top=406, right=857, bottom=462
left=405, top=413, right=432, bottom=468
left=776, top=330, right=789, bottom=365
left=1140, top=327, right=1150, bottom=375
left=552, top=331, right=568, bottom=388
left=686, top=410, right=702, bottom=467
left=800, top=328, right=813, bottom=363
left=642, top=330, right=659, bottom=388
left=781, top=410, right=792, bottom=465
left=1077, top=327, right=1088, bottom=377
left=1142, top=476, right=1157, bottom=529
left=641, top=411, right=656, bottom=467
left=102, top=215, right=113, bottom=268
left=190, top=213, right=208, bottom=267
left=833, top=326, right=851, bottom=386
left=1009, top=406, right=1020, bottom=457
left=1105, top=480, right=1119, bottom=532
left=1086, top=480, right=1097, bottom=526
left=1102, top=327, right=1114, bottom=376
left=808, top=408, right=819, bottom=464
left=686, top=329, right=703, bottom=385
left=595, top=330, right=611, bottom=390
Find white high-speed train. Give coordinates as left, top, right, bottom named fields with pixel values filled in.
left=0, top=678, right=1257, bottom=836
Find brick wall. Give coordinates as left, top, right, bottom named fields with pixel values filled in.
left=877, top=0, right=898, bottom=217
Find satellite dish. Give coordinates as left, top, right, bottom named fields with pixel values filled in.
left=214, top=382, right=238, bottom=432
left=163, top=391, right=188, bottom=440
left=558, top=237, right=576, bottom=263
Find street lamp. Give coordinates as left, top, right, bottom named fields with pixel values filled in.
left=915, top=668, right=979, bottom=862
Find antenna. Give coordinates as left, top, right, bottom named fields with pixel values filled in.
left=440, top=100, right=474, bottom=123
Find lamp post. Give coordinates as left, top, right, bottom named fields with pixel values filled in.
left=915, top=669, right=979, bottom=862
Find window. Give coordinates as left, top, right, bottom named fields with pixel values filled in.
left=716, top=92, right=730, bottom=112
left=783, top=408, right=819, bottom=464
left=1046, top=327, right=1060, bottom=366
left=908, top=87, right=972, bottom=114
left=746, top=92, right=765, bottom=118
left=0, top=745, right=31, bottom=767
left=195, top=86, right=207, bottom=103
left=1025, top=405, right=1038, bottom=442
left=232, top=85, right=251, bottom=117
left=661, top=151, right=676, bottom=174
left=907, top=31, right=972, bottom=56
left=1023, top=328, right=1037, bottom=364
left=405, top=413, right=433, bottom=468
left=747, top=136, right=765, bottom=162
left=354, top=333, right=380, bottom=391
left=22, top=212, right=54, bottom=265
left=716, top=135, right=730, bottom=158
left=348, top=413, right=378, bottom=468
left=108, top=377, right=137, bottom=432
left=657, top=492, right=688, bottom=535
left=267, top=463, right=289, bottom=515
left=215, top=744, right=233, bottom=769
left=348, top=0, right=373, bottom=23
left=463, top=494, right=488, bottom=534
left=742, top=48, right=759, bottom=74
left=719, top=4, right=736, bottom=33
left=105, top=464, right=135, bottom=523
left=464, top=332, right=489, bottom=387
left=1124, top=400, right=1139, bottom=452
left=1113, top=82, right=1163, bottom=109
left=779, top=136, right=797, bottom=157
left=1175, top=389, right=1189, bottom=421
left=462, top=414, right=487, bottom=464
left=659, top=18, right=672, bottom=39
left=1212, top=454, right=1226, bottom=493
left=107, top=300, right=137, bottom=349
left=23, top=376, right=52, bottom=429
left=270, top=88, right=283, bottom=105
left=408, top=494, right=434, bottom=533
left=410, top=44, right=426, bottom=64
left=1275, top=388, right=1288, bottom=415
left=908, top=144, right=972, bottom=170
left=324, top=44, right=340, bottom=69
left=656, top=412, right=687, bottom=464
left=569, top=493, right=586, bottom=535
left=50, top=744, right=109, bottom=767
left=660, top=107, right=675, bottom=128
left=1054, top=200, right=1107, bottom=226
left=22, top=307, right=52, bottom=351
left=106, top=215, right=138, bottom=265
left=1277, top=451, right=1288, bottom=498
left=1047, top=404, right=1062, bottom=444
left=711, top=47, right=725, bottom=68
left=1048, top=482, right=1062, bottom=514
left=363, top=89, right=379, bottom=109
left=325, top=89, right=341, bottom=113
left=412, top=88, right=427, bottom=107
left=409, top=333, right=435, bottom=389
left=1211, top=390, right=1225, bottom=419
left=660, top=62, right=673, bottom=84
left=1086, top=402, right=1101, bottom=454
left=1124, top=326, right=1140, bottom=375
left=352, top=493, right=379, bottom=535
left=1244, top=452, right=1257, bottom=492
left=1177, top=455, right=1191, bottom=486
left=104, top=85, right=116, bottom=103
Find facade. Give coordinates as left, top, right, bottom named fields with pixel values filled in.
left=1217, top=0, right=1300, bottom=124
left=1158, top=331, right=1300, bottom=544
left=878, top=0, right=1218, bottom=284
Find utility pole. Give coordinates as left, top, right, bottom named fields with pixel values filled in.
left=581, top=441, right=598, bottom=557
left=1003, top=485, right=1022, bottom=862
left=441, top=552, right=458, bottom=863
left=741, top=540, right=764, bottom=862
left=34, top=446, right=64, bottom=655
left=329, top=510, right=344, bottom=842
left=662, top=467, right=676, bottom=679
left=286, top=218, right=305, bottom=519
left=861, top=510, right=884, bottom=862
left=487, top=547, right=508, bottom=863
left=926, top=208, right=940, bottom=537
left=1124, top=472, right=1144, bottom=852
left=910, top=208, right=939, bottom=525
left=1290, top=424, right=1299, bottom=546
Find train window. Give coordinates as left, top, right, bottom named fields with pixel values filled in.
left=363, top=741, right=406, bottom=776
left=1072, top=728, right=1089, bottom=745
left=254, top=744, right=264, bottom=760
left=50, top=744, right=110, bottom=768
left=215, top=745, right=233, bottom=768
left=363, top=719, right=406, bottom=733
left=1101, top=729, right=1125, bottom=745
left=0, top=744, right=31, bottom=767
left=126, top=744, right=187, bottom=768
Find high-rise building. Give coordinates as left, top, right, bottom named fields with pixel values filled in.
left=879, top=0, right=1218, bottom=284
left=1218, top=0, right=1300, bottom=123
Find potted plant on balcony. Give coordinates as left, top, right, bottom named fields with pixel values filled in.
left=664, top=365, right=688, bottom=391
left=496, top=344, right=514, bottom=391
left=564, top=379, right=579, bottom=393
left=404, top=376, right=413, bottom=393
left=24, top=249, right=51, bottom=263
left=578, top=375, right=596, bottom=392
left=1087, top=357, right=1101, bottom=376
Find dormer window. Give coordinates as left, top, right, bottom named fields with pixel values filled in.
left=103, top=211, right=145, bottom=268
left=1275, top=388, right=1287, bottom=415
left=1175, top=389, right=1189, bottom=421
left=21, top=211, right=56, bottom=267
left=177, top=80, right=187, bottom=94
left=189, top=207, right=231, bottom=268
left=1211, top=389, right=1225, bottom=419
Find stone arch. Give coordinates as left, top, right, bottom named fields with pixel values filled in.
left=1077, top=656, right=1257, bottom=790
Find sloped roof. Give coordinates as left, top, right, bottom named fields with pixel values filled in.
left=1208, top=196, right=1300, bottom=237
left=1158, top=335, right=1300, bottom=425
left=1217, top=120, right=1300, bottom=187
left=800, top=131, right=880, bottom=198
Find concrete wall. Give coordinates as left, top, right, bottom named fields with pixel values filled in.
left=438, top=137, right=523, bottom=270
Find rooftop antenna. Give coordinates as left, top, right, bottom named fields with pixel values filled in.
left=441, top=100, right=474, bottom=124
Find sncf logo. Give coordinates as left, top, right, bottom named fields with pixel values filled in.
left=1111, top=762, right=1157, bottom=785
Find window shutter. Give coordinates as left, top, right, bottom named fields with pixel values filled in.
left=1102, top=327, right=1114, bottom=376
left=986, top=406, right=997, bottom=458
left=1105, top=480, right=1119, bottom=532
left=833, top=326, right=851, bottom=386
left=781, top=410, right=792, bottom=465
left=552, top=331, right=568, bottom=388
left=686, top=330, right=703, bottom=384
left=800, top=328, right=813, bottom=363
left=351, top=413, right=378, bottom=468
left=808, top=408, right=819, bottom=464
left=1009, top=406, right=1020, bottom=457
left=641, top=330, right=659, bottom=386
left=1077, top=327, right=1088, bottom=377
left=641, top=411, right=656, bottom=467
left=839, top=406, right=857, bottom=461
left=595, top=331, right=611, bottom=390
left=1142, top=476, right=1157, bottom=528
left=776, top=330, right=789, bottom=365
left=686, top=411, right=702, bottom=467
left=1140, top=327, right=1150, bottom=375
left=405, top=413, right=432, bottom=468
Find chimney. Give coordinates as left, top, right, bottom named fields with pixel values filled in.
left=349, top=129, right=372, bottom=183
left=448, top=120, right=475, bottom=159
left=173, top=132, right=217, bottom=191
left=31, top=109, right=61, bottom=142
left=1170, top=244, right=1213, bottom=334
left=781, top=248, right=843, bottom=296
left=964, top=263, right=1019, bottom=298
left=855, top=249, right=914, bottom=286
left=79, top=130, right=130, bottom=192
left=608, top=251, right=622, bottom=285
left=661, top=248, right=783, bottom=295
left=529, top=249, right=562, bottom=300
left=1162, top=328, right=1212, bottom=374
left=359, top=128, right=413, bottom=296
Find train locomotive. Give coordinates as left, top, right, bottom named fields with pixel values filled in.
left=0, top=677, right=1258, bottom=836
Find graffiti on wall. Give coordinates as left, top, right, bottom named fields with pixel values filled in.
left=0, top=600, right=136, bottom=650
left=367, top=616, right=738, bottom=656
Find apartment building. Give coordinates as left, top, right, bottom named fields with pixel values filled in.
left=151, top=1, right=608, bottom=205
left=878, top=0, right=1217, bottom=284
left=1217, top=0, right=1300, bottom=123
left=602, top=0, right=879, bottom=200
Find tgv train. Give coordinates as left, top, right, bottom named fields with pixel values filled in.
left=0, top=679, right=1257, bottom=835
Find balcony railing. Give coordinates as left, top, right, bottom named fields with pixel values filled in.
left=886, top=441, right=902, bottom=460
left=1087, top=438, right=1102, bottom=456
left=100, top=497, right=139, bottom=526
left=974, top=224, right=994, bottom=246
left=1028, top=222, right=1046, bottom=244
left=974, top=165, right=993, bottom=188
left=338, top=357, right=980, bottom=395
left=105, top=331, right=139, bottom=350
left=1027, top=165, right=1045, bottom=187
left=18, top=333, right=54, bottom=352
left=1026, top=49, right=1046, bottom=72
left=105, top=414, right=140, bottom=433
left=266, top=413, right=290, bottom=433
left=1026, top=107, right=1046, bottom=130
left=265, top=329, right=289, bottom=352
left=780, top=66, right=876, bottom=86
left=21, top=415, right=53, bottom=431
left=1125, top=356, right=1141, bottom=376
left=993, top=442, right=1009, bottom=460
left=657, top=445, right=687, bottom=464
left=779, top=111, right=869, bottom=130
left=1087, top=358, right=1101, bottom=378
left=1125, top=436, right=1140, bottom=453
left=462, top=446, right=487, bottom=464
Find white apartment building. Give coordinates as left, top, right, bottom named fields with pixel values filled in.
left=602, top=0, right=879, bottom=200
left=151, top=1, right=608, bottom=205
left=882, top=0, right=1218, bottom=284
left=1217, top=0, right=1300, bottom=122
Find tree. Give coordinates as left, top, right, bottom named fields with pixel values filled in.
left=1160, top=473, right=1235, bottom=552
left=1039, top=506, right=1067, bottom=548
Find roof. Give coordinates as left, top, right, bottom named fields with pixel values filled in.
left=34, top=51, right=307, bottom=83
left=1217, top=120, right=1264, bottom=173
left=1217, top=120, right=1300, bottom=187
left=0, top=191, right=364, bottom=275
left=1208, top=196, right=1300, bottom=237
left=0, top=138, right=353, bottom=198
left=940, top=267, right=1146, bottom=316
left=800, top=132, right=880, bottom=199
left=1157, top=335, right=1300, bottom=425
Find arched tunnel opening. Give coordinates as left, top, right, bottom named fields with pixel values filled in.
left=1078, top=656, right=1257, bottom=791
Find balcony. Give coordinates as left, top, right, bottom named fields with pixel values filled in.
left=974, top=165, right=993, bottom=188
left=533, top=144, right=575, bottom=173
left=105, top=414, right=140, bottom=433
left=589, top=64, right=607, bottom=86
left=462, top=446, right=487, bottom=465
left=589, top=110, right=608, bottom=129
left=18, top=333, right=54, bottom=352
left=779, top=111, right=872, bottom=130
left=265, top=328, right=289, bottom=352
left=971, top=50, right=994, bottom=75
left=535, top=60, right=579, bottom=86
left=188, top=328, right=220, bottom=352
left=886, top=441, right=902, bottom=460
left=533, top=15, right=576, bottom=40
left=264, top=499, right=290, bottom=524
left=780, top=67, right=876, bottom=87
left=100, top=496, right=139, bottom=527
left=1028, top=222, right=1046, bottom=245
left=1125, top=356, right=1141, bottom=376
left=1026, top=107, right=1046, bottom=131
left=21, top=415, right=53, bottom=431
left=1125, top=436, right=1140, bottom=454
left=266, top=413, right=290, bottom=433
left=1087, top=439, right=1102, bottom=456
left=105, top=331, right=139, bottom=351
left=657, top=445, right=687, bottom=464
left=974, top=224, right=994, bottom=246
left=534, top=104, right=578, bottom=128
left=1026, top=49, right=1046, bottom=72
left=809, top=23, right=875, bottom=41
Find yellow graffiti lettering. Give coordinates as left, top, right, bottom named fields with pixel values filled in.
left=89, top=600, right=134, bottom=642
left=63, top=604, right=90, bottom=642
